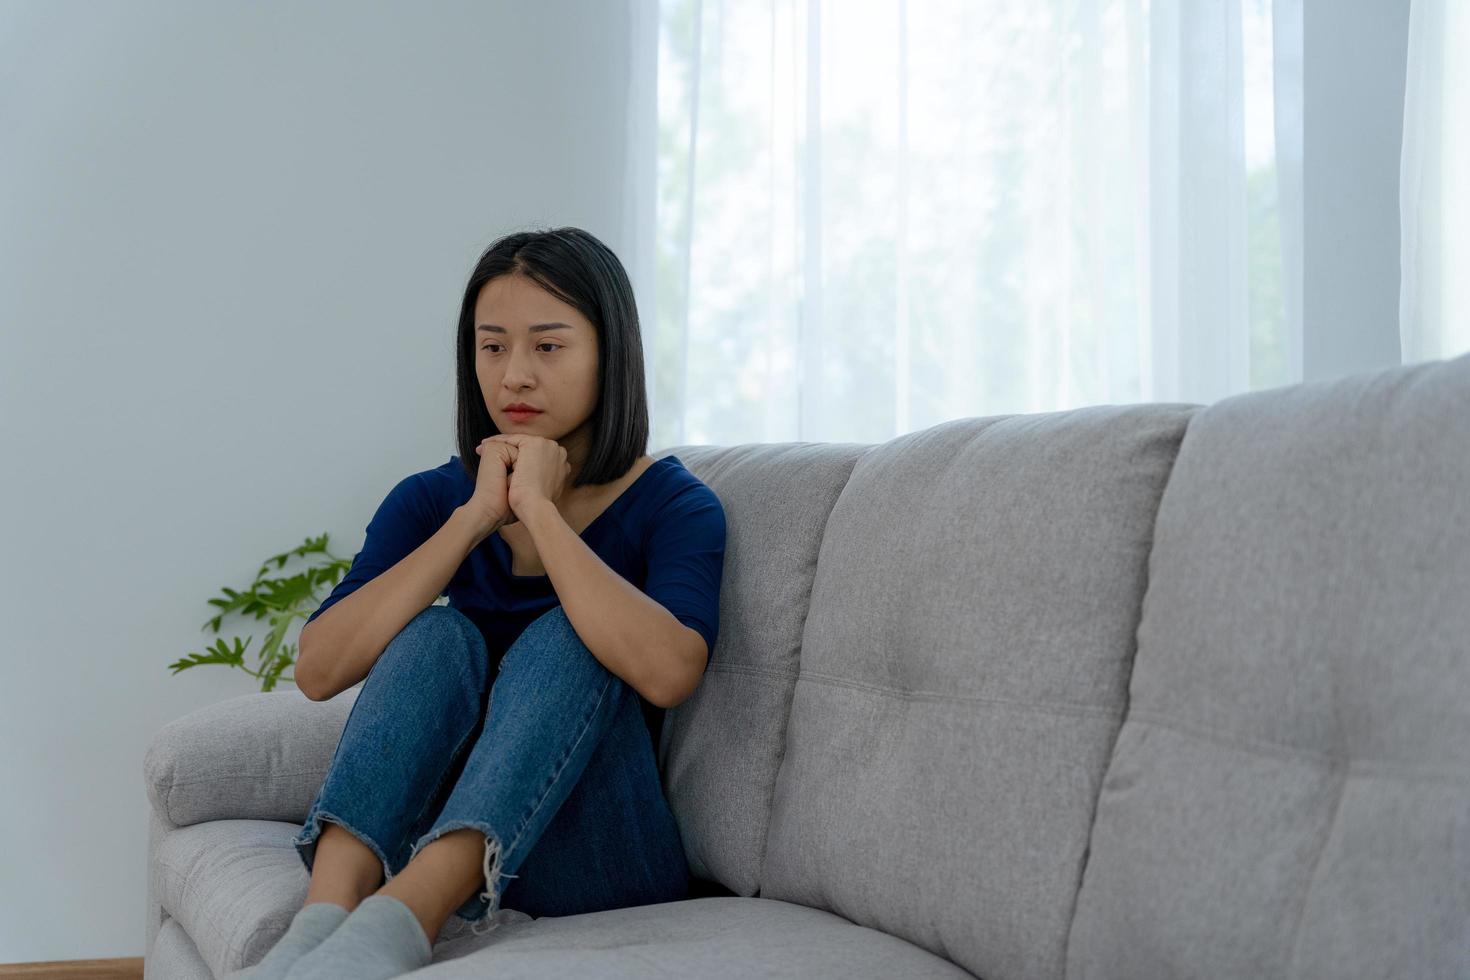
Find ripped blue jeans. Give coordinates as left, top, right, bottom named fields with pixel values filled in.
left=291, top=603, right=692, bottom=937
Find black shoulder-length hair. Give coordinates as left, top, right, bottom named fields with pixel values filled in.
left=454, top=226, right=650, bottom=490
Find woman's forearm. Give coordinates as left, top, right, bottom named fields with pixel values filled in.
left=296, top=505, right=498, bottom=700
left=517, top=496, right=704, bottom=708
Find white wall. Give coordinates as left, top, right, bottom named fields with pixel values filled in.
left=0, top=0, right=639, bottom=962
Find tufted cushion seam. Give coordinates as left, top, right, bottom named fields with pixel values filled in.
left=795, top=669, right=1128, bottom=722
left=1125, top=709, right=1470, bottom=781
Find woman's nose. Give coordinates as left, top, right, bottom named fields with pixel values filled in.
left=502, top=352, right=537, bottom=383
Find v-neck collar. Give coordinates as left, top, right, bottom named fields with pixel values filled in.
left=490, top=455, right=676, bottom=580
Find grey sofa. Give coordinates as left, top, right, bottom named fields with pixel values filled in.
left=143, top=352, right=1470, bottom=980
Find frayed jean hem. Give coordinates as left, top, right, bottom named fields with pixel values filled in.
left=292, top=809, right=395, bottom=889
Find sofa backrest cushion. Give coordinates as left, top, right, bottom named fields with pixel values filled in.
left=757, top=405, right=1197, bottom=980
left=1066, top=352, right=1470, bottom=979
left=654, top=442, right=871, bottom=898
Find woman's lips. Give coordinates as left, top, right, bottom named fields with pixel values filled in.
left=505, top=409, right=541, bottom=422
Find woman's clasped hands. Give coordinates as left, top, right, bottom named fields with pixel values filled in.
left=470, top=434, right=571, bottom=534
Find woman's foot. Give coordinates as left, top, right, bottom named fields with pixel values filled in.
left=282, top=894, right=434, bottom=980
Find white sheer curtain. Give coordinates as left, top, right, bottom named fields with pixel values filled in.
left=1400, top=0, right=1470, bottom=365
left=642, top=0, right=1302, bottom=449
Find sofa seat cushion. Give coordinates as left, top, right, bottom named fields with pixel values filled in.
left=155, top=818, right=973, bottom=979
left=417, top=895, right=977, bottom=979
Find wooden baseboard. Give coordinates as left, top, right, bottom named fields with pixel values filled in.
left=0, top=958, right=143, bottom=979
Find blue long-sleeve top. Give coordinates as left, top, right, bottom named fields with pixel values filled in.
left=304, top=453, right=726, bottom=750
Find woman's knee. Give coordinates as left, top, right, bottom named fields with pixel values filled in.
left=520, top=604, right=580, bottom=646
left=374, top=604, right=490, bottom=682
left=501, top=604, right=607, bottom=678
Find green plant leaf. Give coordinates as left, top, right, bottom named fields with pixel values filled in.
left=177, top=533, right=351, bottom=692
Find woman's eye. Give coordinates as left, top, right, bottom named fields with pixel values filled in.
left=481, top=343, right=561, bottom=353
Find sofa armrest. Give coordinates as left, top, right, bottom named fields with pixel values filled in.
left=143, top=686, right=360, bottom=827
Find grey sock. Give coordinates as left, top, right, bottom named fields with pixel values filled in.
left=229, top=901, right=349, bottom=980
left=283, top=894, right=434, bottom=980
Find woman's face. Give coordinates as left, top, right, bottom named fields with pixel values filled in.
left=473, top=273, right=601, bottom=464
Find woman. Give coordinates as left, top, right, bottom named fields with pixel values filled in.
left=238, top=227, right=727, bottom=980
